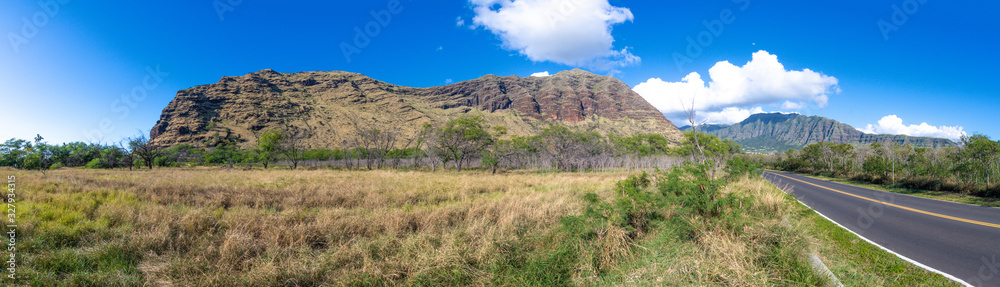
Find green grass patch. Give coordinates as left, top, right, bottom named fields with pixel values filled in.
left=801, top=209, right=960, bottom=286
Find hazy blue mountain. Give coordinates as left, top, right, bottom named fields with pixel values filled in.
left=680, top=113, right=957, bottom=152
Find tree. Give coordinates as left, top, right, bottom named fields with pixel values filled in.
left=25, top=135, right=52, bottom=172
left=412, top=123, right=434, bottom=169
left=681, top=95, right=706, bottom=161
left=119, top=140, right=136, bottom=171
left=129, top=132, right=160, bottom=169
left=278, top=126, right=309, bottom=169
left=612, top=134, right=672, bottom=157
left=482, top=126, right=531, bottom=174
left=255, top=128, right=283, bottom=169
left=957, top=134, right=1000, bottom=186
left=0, top=139, right=29, bottom=168
left=676, top=132, right=732, bottom=158
left=344, top=114, right=403, bottom=170
left=538, top=126, right=607, bottom=171
left=434, top=115, right=493, bottom=172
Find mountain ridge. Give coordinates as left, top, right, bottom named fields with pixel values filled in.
left=681, top=113, right=956, bottom=152
left=149, top=69, right=684, bottom=148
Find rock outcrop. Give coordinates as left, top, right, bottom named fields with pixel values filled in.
left=150, top=69, right=684, bottom=148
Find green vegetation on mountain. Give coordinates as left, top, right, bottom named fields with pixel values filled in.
left=682, top=113, right=956, bottom=152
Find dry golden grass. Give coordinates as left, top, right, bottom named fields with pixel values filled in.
left=7, top=166, right=843, bottom=286
left=13, top=167, right=625, bottom=286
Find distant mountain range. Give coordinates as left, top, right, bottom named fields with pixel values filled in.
left=680, top=113, right=957, bottom=152
left=149, top=69, right=684, bottom=148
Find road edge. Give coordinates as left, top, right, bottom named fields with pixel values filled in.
left=764, top=171, right=973, bottom=287
left=768, top=169, right=998, bottom=209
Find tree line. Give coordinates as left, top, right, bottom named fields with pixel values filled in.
left=0, top=115, right=744, bottom=173
left=767, top=134, right=1000, bottom=197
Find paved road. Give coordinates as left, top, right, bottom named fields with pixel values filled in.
left=762, top=171, right=1000, bottom=287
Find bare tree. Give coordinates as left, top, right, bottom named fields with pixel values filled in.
left=129, top=132, right=160, bottom=169
left=118, top=139, right=136, bottom=171
left=278, top=126, right=309, bottom=169
left=344, top=113, right=403, bottom=170
left=681, top=94, right=706, bottom=162
left=411, top=123, right=433, bottom=169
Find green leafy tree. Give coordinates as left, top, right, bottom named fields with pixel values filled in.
left=612, top=134, right=672, bottom=157
left=434, top=115, right=493, bottom=172
left=23, top=134, right=53, bottom=173
left=956, top=134, right=1000, bottom=186
left=256, top=128, right=283, bottom=169
left=481, top=126, right=533, bottom=174
left=675, top=132, right=737, bottom=158
left=0, top=139, right=29, bottom=168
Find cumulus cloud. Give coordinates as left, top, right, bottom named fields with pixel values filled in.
left=530, top=71, right=551, bottom=77
left=860, top=115, right=966, bottom=141
left=456, top=16, right=465, bottom=27
left=469, top=0, right=639, bottom=70
left=633, top=51, right=839, bottom=116
left=699, top=107, right=765, bottom=125
left=781, top=101, right=806, bottom=109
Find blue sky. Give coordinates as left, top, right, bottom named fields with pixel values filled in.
left=1, top=0, right=997, bottom=144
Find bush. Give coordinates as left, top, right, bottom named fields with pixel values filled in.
left=302, top=149, right=334, bottom=161
left=48, top=162, right=64, bottom=170
left=725, top=156, right=759, bottom=179
left=658, top=162, right=742, bottom=218
left=85, top=158, right=105, bottom=169
left=153, top=155, right=177, bottom=167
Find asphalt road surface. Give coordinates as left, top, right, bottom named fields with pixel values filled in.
left=762, top=171, right=1000, bottom=287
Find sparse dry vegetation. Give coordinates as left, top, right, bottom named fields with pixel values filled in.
left=8, top=162, right=957, bottom=286
left=14, top=168, right=621, bottom=286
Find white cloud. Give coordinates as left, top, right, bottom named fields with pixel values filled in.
left=445, top=79, right=454, bottom=84
left=860, top=115, right=966, bottom=141
left=530, top=71, right=550, bottom=77
left=469, top=0, right=638, bottom=70
left=436, top=46, right=444, bottom=51
left=456, top=16, right=465, bottom=27
left=781, top=101, right=806, bottom=109
left=699, top=107, right=765, bottom=125
left=633, top=50, right=839, bottom=116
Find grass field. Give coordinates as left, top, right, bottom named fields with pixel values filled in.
left=2, top=166, right=961, bottom=286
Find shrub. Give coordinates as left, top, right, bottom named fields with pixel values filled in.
left=725, top=155, right=759, bottom=179
left=85, top=158, right=105, bottom=169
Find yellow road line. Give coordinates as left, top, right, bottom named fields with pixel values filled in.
left=766, top=171, right=1000, bottom=229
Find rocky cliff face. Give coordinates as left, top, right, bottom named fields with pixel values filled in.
left=683, top=113, right=956, bottom=151
left=150, top=69, right=683, bottom=148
